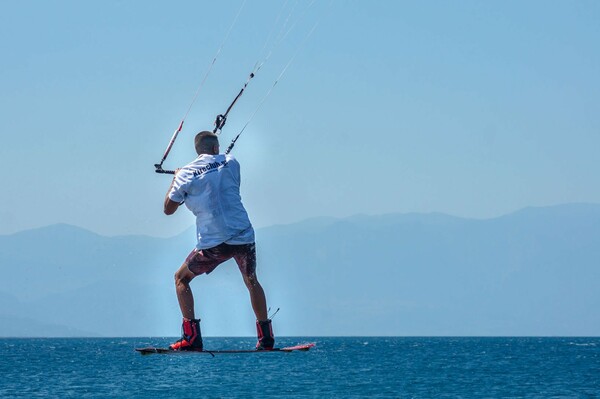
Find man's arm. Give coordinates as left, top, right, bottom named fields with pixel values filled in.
left=164, top=172, right=182, bottom=215
left=164, top=197, right=180, bottom=215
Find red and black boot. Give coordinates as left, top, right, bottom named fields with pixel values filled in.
left=170, top=318, right=203, bottom=351
left=255, top=319, right=275, bottom=350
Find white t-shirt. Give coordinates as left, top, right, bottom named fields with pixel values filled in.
left=168, top=154, right=255, bottom=249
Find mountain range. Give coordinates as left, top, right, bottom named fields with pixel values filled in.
left=1, top=203, right=598, bottom=337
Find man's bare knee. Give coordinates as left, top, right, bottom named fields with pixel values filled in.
left=243, top=273, right=260, bottom=289
left=175, top=266, right=195, bottom=287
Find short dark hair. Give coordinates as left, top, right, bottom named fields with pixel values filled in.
left=194, top=131, right=219, bottom=155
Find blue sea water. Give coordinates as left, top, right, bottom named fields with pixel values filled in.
left=0, top=337, right=599, bottom=398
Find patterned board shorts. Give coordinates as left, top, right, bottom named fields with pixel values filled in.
left=184, top=242, right=256, bottom=276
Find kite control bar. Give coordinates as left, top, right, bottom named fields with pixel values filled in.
left=154, top=164, right=176, bottom=175
left=155, top=73, right=255, bottom=175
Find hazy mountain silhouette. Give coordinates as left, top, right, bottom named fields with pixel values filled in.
left=1, top=204, right=598, bottom=337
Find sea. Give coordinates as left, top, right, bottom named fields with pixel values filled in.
left=1, top=337, right=598, bottom=398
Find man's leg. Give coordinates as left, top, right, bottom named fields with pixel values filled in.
left=235, top=243, right=268, bottom=321
left=243, top=273, right=274, bottom=349
left=174, top=263, right=197, bottom=320
left=242, top=273, right=268, bottom=321
left=170, top=262, right=203, bottom=350
left=234, top=243, right=274, bottom=350
left=171, top=244, right=234, bottom=350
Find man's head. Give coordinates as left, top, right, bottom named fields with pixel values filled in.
left=194, top=131, right=220, bottom=155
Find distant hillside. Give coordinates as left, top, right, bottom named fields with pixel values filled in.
left=1, top=203, right=599, bottom=337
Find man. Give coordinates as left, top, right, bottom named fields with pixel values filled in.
left=163, top=131, right=274, bottom=351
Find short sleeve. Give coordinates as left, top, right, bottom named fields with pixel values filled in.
left=168, top=169, right=193, bottom=203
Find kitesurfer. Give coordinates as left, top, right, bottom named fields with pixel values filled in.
left=163, top=131, right=274, bottom=351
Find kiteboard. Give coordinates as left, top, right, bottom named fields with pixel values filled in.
left=136, top=343, right=315, bottom=356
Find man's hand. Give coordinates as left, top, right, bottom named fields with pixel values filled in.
left=164, top=169, right=182, bottom=215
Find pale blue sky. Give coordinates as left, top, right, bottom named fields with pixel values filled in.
left=1, top=1, right=599, bottom=237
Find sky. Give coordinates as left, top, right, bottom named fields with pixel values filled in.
left=1, top=0, right=599, bottom=237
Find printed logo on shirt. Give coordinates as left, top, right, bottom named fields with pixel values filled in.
left=192, top=160, right=229, bottom=177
